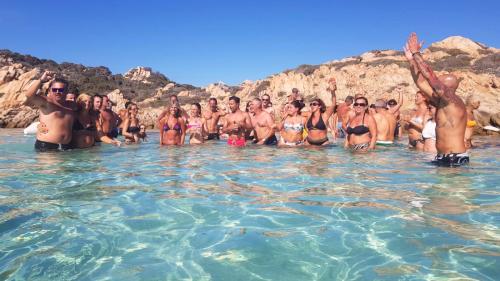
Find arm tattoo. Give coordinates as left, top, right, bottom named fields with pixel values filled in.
left=413, top=53, right=445, bottom=95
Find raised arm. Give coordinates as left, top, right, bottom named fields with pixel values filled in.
left=388, top=88, right=404, bottom=114
left=405, top=33, right=446, bottom=98
left=324, top=77, right=337, bottom=118
left=23, top=71, right=54, bottom=108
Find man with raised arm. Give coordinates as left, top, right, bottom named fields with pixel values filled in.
left=387, top=88, right=404, bottom=139
left=23, top=71, right=76, bottom=151
left=250, top=98, right=277, bottom=145
left=221, top=96, right=252, bottom=146
left=404, top=32, right=468, bottom=166
left=203, top=97, right=227, bottom=140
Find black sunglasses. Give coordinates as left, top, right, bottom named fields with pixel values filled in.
left=310, top=102, right=319, bottom=106
left=51, top=88, right=65, bottom=93
left=353, top=103, right=367, bottom=107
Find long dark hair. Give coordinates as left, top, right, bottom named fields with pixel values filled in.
left=311, top=98, right=326, bottom=113
left=291, top=100, right=305, bottom=114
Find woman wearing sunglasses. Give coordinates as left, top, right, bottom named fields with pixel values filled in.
left=159, top=103, right=186, bottom=145
left=303, top=78, right=337, bottom=146
left=121, top=103, right=144, bottom=144
left=345, top=97, right=377, bottom=151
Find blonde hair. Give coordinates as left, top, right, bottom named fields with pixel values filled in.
left=76, top=93, right=91, bottom=104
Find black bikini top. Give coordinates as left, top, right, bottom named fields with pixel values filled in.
left=346, top=113, right=369, bottom=135
left=306, top=114, right=327, bottom=131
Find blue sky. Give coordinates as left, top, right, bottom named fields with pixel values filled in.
left=2, top=0, right=499, bottom=86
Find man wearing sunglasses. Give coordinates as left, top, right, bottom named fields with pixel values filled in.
left=23, top=71, right=76, bottom=151
left=261, top=94, right=275, bottom=117
left=404, top=33, right=468, bottom=167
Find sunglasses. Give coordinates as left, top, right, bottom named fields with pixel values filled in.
left=310, top=102, right=319, bottom=106
left=353, top=103, right=367, bottom=107
left=388, top=103, right=396, bottom=106
left=262, top=99, right=270, bottom=101
left=51, top=88, right=65, bottom=93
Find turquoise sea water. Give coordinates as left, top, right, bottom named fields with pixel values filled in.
left=0, top=129, right=499, bottom=281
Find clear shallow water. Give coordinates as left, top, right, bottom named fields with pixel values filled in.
left=0, top=129, right=499, bottom=281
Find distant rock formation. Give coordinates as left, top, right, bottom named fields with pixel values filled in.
left=0, top=36, right=498, bottom=132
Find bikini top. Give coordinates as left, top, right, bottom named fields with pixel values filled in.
left=163, top=122, right=182, bottom=132
left=306, top=114, right=327, bottom=131
left=346, top=113, right=369, bottom=136
left=284, top=122, right=304, bottom=132
left=73, top=119, right=96, bottom=131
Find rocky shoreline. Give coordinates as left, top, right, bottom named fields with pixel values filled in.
left=1, top=36, right=499, bottom=134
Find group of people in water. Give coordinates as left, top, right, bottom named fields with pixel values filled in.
left=23, top=33, right=481, bottom=167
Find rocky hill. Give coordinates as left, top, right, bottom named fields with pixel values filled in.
left=0, top=36, right=499, bottom=130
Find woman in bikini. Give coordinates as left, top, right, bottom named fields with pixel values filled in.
left=159, top=103, right=186, bottom=145
left=303, top=78, right=337, bottom=146
left=464, top=95, right=480, bottom=149
left=422, top=104, right=437, bottom=153
left=344, top=96, right=377, bottom=152
left=186, top=103, right=207, bottom=144
left=278, top=100, right=307, bottom=146
left=122, top=103, right=141, bottom=143
left=403, top=91, right=428, bottom=150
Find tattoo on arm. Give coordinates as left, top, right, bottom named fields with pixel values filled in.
left=413, top=53, right=446, bottom=96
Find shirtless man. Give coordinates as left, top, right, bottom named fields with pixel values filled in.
left=203, top=97, right=227, bottom=140
left=261, top=94, right=275, bottom=117
left=404, top=32, right=468, bottom=166
left=222, top=96, right=252, bottom=146
left=387, top=88, right=404, bottom=139
left=250, top=98, right=277, bottom=145
left=23, top=71, right=76, bottom=151
left=334, top=95, right=353, bottom=138
left=99, top=95, right=120, bottom=139
left=373, top=99, right=397, bottom=145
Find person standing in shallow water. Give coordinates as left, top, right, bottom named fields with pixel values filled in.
left=159, top=103, right=186, bottom=145
left=250, top=98, right=277, bottom=145
left=186, top=103, right=207, bottom=144
left=345, top=96, right=377, bottom=152
left=203, top=97, right=227, bottom=140
left=404, top=32, right=468, bottom=166
left=403, top=91, right=428, bottom=150
left=222, top=96, right=252, bottom=146
left=23, top=71, right=76, bottom=151
left=372, top=99, right=397, bottom=145
left=464, top=95, right=480, bottom=149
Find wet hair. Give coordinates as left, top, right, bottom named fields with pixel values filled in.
left=311, top=98, right=326, bottom=113
left=229, top=96, right=240, bottom=104
left=291, top=100, right=305, bottom=113
left=345, top=96, right=354, bottom=103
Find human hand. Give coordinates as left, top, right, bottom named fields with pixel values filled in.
left=407, top=32, right=424, bottom=55
left=113, top=140, right=122, bottom=146
left=403, top=44, right=414, bottom=61
left=328, top=77, right=337, bottom=92
left=39, top=71, right=56, bottom=83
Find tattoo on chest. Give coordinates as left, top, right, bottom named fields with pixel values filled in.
left=38, top=122, right=49, bottom=134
